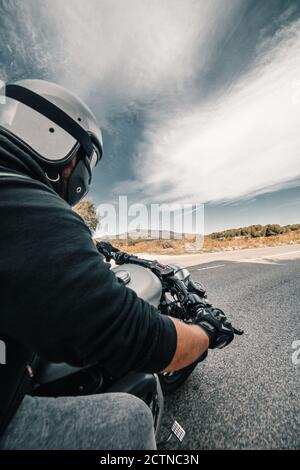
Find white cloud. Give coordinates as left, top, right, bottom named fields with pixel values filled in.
left=31, top=0, right=241, bottom=120
left=2, top=0, right=299, bottom=206
left=118, top=19, right=300, bottom=203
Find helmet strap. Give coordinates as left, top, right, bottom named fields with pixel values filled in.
left=45, top=172, right=61, bottom=183
left=45, top=170, right=66, bottom=199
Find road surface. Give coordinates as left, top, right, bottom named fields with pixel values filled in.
left=157, top=245, right=300, bottom=449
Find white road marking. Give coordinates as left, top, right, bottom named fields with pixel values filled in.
left=235, top=258, right=283, bottom=265
left=197, top=264, right=225, bottom=271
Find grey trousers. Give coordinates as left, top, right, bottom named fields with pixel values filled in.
left=0, top=393, right=157, bottom=450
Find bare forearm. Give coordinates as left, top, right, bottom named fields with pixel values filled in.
left=163, top=317, right=209, bottom=372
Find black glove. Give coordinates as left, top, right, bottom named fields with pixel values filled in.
left=194, top=305, right=235, bottom=349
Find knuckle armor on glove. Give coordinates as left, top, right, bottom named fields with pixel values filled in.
left=195, top=305, right=234, bottom=349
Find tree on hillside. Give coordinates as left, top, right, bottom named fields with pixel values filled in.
left=74, top=199, right=98, bottom=232
left=286, top=224, right=300, bottom=231
left=208, top=223, right=300, bottom=239
left=265, top=224, right=282, bottom=237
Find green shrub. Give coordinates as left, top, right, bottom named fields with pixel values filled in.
left=208, top=223, right=299, bottom=239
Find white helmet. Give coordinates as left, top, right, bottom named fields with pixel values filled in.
left=0, top=79, right=103, bottom=205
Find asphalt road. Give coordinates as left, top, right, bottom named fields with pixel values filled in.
left=158, top=245, right=300, bottom=450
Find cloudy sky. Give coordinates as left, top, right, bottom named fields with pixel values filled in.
left=0, top=0, right=300, bottom=233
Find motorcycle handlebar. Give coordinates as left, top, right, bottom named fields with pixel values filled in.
left=95, top=241, right=244, bottom=336
left=96, top=241, right=153, bottom=267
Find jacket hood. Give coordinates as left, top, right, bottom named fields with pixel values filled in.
left=0, top=126, right=51, bottom=188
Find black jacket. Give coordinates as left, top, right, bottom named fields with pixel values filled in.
left=0, top=132, right=177, bottom=435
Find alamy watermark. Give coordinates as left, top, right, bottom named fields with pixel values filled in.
left=292, top=340, right=300, bottom=366
left=0, top=80, right=6, bottom=105
left=0, top=340, right=6, bottom=365
left=291, top=80, right=300, bottom=105
left=97, top=197, right=204, bottom=252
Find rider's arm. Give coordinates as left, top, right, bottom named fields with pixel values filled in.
left=1, top=183, right=178, bottom=376
left=163, top=318, right=209, bottom=372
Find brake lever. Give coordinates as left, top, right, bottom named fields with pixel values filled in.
left=233, top=327, right=244, bottom=335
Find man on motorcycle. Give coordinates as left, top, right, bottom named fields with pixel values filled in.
left=0, top=80, right=236, bottom=450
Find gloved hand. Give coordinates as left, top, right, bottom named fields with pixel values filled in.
left=194, top=304, right=235, bottom=349
left=96, top=241, right=119, bottom=260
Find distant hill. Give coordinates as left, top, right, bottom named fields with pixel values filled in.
left=95, top=223, right=300, bottom=254
left=99, top=223, right=300, bottom=241
left=100, top=229, right=198, bottom=240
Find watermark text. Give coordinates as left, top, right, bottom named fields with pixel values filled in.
left=292, top=340, right=300, bottom=366
left=291, top=80, right=300, bottom=105
left=0, top=340, right=6, bottom=365
left=0, top=80, right=6, bottom=105
left=96, top=196, right=204, bottom=252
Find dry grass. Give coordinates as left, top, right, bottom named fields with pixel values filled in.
left=103, top=230, right=300, bottom=254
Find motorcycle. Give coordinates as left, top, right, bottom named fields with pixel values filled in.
left=32, top=242, right=242, bottom=442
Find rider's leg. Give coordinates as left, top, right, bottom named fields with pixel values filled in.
left=0, top=393, right=156, bottom=450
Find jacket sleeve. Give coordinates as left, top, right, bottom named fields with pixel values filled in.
left=4, top=185, right=177, bottom=376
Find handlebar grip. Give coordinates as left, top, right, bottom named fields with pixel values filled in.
left=114, top=252, right=129, bottom=264
left=96, top=241, right=120, bottom=261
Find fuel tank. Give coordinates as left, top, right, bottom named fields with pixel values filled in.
left=112, top=264, right=162, bottom=308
